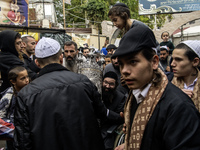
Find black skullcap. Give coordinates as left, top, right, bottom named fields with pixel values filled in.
left=112, top=20, right=157, bottom=58
left=106, top=44, right=117, bottom=50
left=113, top=3, right=129, bottom=9
left=103, top=71, right=118, bottom=81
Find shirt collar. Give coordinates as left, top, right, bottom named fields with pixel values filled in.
left=132, top=83, right=152, bottom=104
left=184, top=78, right=197, bottom=91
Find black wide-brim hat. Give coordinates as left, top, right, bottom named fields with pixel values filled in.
left=112, top=21, right=157, bottom=58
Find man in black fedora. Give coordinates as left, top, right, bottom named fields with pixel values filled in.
left=114, top=19, right=200, bottom=150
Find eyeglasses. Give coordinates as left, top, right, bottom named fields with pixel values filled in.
left=103, top=80, right=115, bottom=87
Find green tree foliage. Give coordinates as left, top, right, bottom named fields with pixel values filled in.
left=54, top=0, right=172, bottom=29
left=81, top=0, right=109, bottom=29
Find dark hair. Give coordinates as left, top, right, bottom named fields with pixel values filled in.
left=108, top=4, right=131, bottom=33
left=83, top=47, right=90, bottom=53
left=36, top=49, right=62, bottom=66
left=21, top=35, right=35, bottom=44
left=15, top=33, right=21, bottom=40
left=105, top=54, right=112, bottom=58
left=8, top=66, right=26, bottom=83
left=175, top=43, right=199, bottom=61
left=64, top=41, right=78, bottom=51
left=161, top=31, right=169, bottom=39
left=160, top=48, right=168, bottom=53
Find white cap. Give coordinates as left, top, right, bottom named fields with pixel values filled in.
left=21, top=34, right=30, bottom=38
left=160, top=45, right=168, bottom=51
left=35, top=37, right=61, bottom=58
left=181, top=40, right=200, bottom=58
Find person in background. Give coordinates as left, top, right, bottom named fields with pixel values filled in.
left=108, top=3, right=133, bottom=34
left=113, top=17, right=200, bottom=150
left=160, top=31, right=174, bottom=55
left=104, top=52, right=129, bottom=98
left=103, top=54, right=112, bottom=70
left=106, top=44, right=117, bottom=55
left=82, top=47, right=90, bottom=58
left=83, top=43, right=89, bottom=48
left=0, top=66, right=29, bottom=149
left=171, top=40, right=200, bottom=112
left=101, top=38, right=109, bottom=56
left=101, top=71, right=126, bottom=150
left=63, top=41, right=87, bottom=73
left=159, top=45, right=171, bottom=72
left=0, top=30, right=24, bottom=94
left=14, top=37, right=122, bottom=150
left=21, top=35, right=40, bottom=79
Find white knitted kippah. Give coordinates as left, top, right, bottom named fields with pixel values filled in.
left=181, top=40, right=200, bottom=58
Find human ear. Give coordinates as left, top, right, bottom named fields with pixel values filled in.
left=35, top=59, right=41, bottom=68
left=192, top=57, right=200, bottom=67
left=10, top=79, right=16, bottom=86
left=59, top=53, right=63, bottom=65
left=152, top=55, right=159, bottom=70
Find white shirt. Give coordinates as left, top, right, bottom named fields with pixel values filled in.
left=184, top=78, right=197, bottom=91
left=132, top=83, right=152, bottom=104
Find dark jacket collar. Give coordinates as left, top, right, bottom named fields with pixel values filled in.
left=38, top=63, right=69, bottom=77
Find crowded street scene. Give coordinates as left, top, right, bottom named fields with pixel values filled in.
left=0, top=0, right=200, bottom=150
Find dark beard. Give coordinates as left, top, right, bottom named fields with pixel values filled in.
left=112, top=63, right=119, bottom=70
left=102, top=87, right=116, bottom=103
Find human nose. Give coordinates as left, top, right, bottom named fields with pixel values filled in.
left=25, top=77, right=29, bottom=83
left=120, top=64, right=130, bottom=76
left=171, top=59, right=175, bottom=67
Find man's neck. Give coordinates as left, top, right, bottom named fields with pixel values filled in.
left=183, top=74, right=198, bottom=87
left=23, top=51, right=31, bottom=58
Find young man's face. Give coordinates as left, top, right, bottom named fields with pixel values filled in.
left=105, top=57, right=111, bottom=66
left=171, top=48, right=195, bottom=78
left=15, top=38, right=24, bottom=53
left=111, top=57, right=119, bottom=70
left=25, top=37, right=36, bottom=55
left=107, top=49, right=114, bottom=55
left=64, top=45, right=77, bottom=61
left=109, top=15, right=125, bottom=30
left=118, top=52, right=156, bottom=90
left=83, top=49, right=89, bottom=57
left=160, top=50, right=169, bottom=61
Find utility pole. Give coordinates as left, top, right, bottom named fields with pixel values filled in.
left=63, top=0, right=66, bottom=29
left=85, top=0, right=88, bottom=28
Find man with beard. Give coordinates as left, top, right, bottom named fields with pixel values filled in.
left=101, top=71, right=126, bottom=150
left=21, top=35, right=40, bottom=79
left=103, top=55, right=129, bottom=97
left=63, top=41, right=86, bottom=73
left=159, top=45, right=171, bottom=72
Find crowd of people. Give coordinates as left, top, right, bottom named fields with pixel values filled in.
left=0, top=2, right=200, bottom=150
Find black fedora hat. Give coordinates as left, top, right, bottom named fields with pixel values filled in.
left=112, top=21, right=157, bottom=58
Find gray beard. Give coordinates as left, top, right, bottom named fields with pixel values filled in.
left=65, top=58, right=76, bottom=67
left=65, top=57, right=78, bottom=73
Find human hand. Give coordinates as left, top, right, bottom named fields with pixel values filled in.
left=120, top=112, right=124, bottom=118
left=122, top=123, right=127, bottom=134
left=166, top=66, right=170, bottom=72
left=182, top=89, right=194, bottom=98
left=115, top=143, right=125, bottom=150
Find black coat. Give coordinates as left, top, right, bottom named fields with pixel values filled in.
left=0, top=30, right=24, bottom=93
left=14, top=63, right=107, bottom=150
left=140, top=82, right=200, bottom=150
